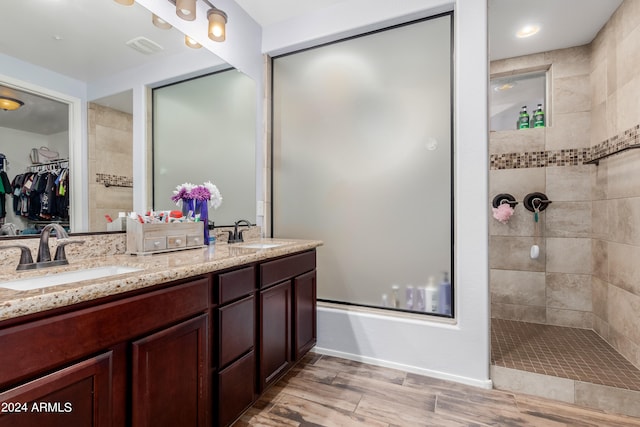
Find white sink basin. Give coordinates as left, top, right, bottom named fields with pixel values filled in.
left=0, top=266, right=143, bottom=291
left=235, top=242, right=285, bottom=249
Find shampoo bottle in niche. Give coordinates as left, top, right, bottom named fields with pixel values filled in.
left=437, top=272, right=452, bottom=316
left=518, top=106, right=530, bottom=129
left=425, top=276, right=438, bottom=313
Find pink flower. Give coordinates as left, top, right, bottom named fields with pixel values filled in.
left=492, top=203, right=514, bottom=224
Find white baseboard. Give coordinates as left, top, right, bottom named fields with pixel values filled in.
left=312, top=346, right=493, bottom=389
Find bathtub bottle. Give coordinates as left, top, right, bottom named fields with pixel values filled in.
left=425, top=276, right=438, bottom=313
left=518, top=106, right=530, bottom=129
left=533, top=104, right=545, bottom=128
left=438, top=272, right=452, bottom=316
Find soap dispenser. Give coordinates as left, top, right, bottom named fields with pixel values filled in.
left=437, top=272, right=452, bottom=316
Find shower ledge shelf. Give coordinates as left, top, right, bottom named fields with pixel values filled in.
left=585, top=143, right=640, bottom=166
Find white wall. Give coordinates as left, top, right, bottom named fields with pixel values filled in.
left=264, top=0, right=490, bottom=387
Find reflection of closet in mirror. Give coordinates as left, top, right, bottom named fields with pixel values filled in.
left=0, top=85, right=70, bottom=235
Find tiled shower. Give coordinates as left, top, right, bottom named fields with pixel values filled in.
left=489, top=0, right=640, bottom=417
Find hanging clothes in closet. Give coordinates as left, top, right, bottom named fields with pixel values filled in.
left=10, top=161, right=70, bottom=222
left=0, top=153, right=11, bottom=222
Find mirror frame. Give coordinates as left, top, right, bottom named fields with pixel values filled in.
left=0, top=73, right=85, bottom=235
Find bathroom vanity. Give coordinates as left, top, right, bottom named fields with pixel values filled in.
left=0, top=239, right=321, bottom=427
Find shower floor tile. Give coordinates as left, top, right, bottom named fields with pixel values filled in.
left=491, top=318, right=640, bottom=392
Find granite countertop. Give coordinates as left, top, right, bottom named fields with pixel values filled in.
left=0, top=238, right=322, bottom=322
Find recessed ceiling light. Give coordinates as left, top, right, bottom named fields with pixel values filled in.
left=516, top=25, right=540, bottom=38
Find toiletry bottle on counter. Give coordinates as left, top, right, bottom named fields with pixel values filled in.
left=415, top=287, right=426, bottom=311
left=391, top=285, right=400, bottom=308
left=425, top=276, right=438, bottom=313
left=438, top=272, right=452, bottom=316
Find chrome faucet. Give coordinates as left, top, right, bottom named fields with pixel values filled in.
left=229, top=219, right=252, bottom=243
left=0, top=223, right=84, bottom=271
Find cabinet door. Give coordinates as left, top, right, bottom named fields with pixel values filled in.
left=217, top=351, right=255, bottom=427
left=218, top=294, right=255, bottom=368
left=0, top=352, right=112, bottom=427
left=293, top=270, right=317, bottom=360
left=132, top=314, right=208, bottom=427
left=258, top=281, right=292, bottom=391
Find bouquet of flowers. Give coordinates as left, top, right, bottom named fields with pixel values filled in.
left=171, top=181, right=222, bottom=244
left=171, top=181, right=223, bottom=210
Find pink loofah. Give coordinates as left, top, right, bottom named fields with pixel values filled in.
left=492, top=203, right=514, bottom=224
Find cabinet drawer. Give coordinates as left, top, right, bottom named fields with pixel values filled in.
left=218, top=351, right=255, bottom=427
left=187, top=233, right=204, bottom=247
left=260, top=250, right=316, bottom=289
left=167, top=234, right=187, bottom=249
left=218, top=295, right=254, bottom=368
left=144, top=236, right=166, bottom=252
left=216, top=266, right=255, bottom=304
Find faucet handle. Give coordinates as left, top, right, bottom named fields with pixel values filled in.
left=54, top=239, right=85, bottom=263
left=0, top=245, right=35, bottom=270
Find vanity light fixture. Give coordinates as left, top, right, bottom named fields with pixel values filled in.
left=207, top=7, right=227, bottom=42
left=185, top=35, right=202, bottom=49
left=114, top=0, right=134, bottom=5
left=516, top=24, right=540, bottom=38
left=176, top=0, right=196, bottom=21
left=0, top=97, right=24, bottom=111
left=152, top=14, right=173, bottom=30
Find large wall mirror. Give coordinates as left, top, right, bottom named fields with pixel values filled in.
left=0, top=0, right=255, bottom=237
left=152, top=69, right=256, bottom=226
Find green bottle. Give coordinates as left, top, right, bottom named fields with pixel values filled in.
left=518, top=106, right=530, bottom=129
left=534, top=104, right=545, bottom=128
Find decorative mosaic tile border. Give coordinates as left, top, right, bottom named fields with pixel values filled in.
left=96, top=173, right=133, bottom=188
left=490, top=124, right=640, bottom=170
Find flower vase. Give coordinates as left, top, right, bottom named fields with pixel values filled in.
left=181, top=199, right=195, bottom=218
left=195, top=199, right=210, bottom=245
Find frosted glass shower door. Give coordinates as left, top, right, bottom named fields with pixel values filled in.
left=272, top=14, right=453, bottom=315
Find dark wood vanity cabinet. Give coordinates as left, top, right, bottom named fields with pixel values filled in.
left=258, top=250, right=317, bottom=392
left=212, top=266, right=257, bottom=427
left=0, top=277, right=210, bottom=427
left=0, top=248, right=317, bottom=427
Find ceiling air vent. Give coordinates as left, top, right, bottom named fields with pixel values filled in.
left=125, top=36, right=164, bottom=55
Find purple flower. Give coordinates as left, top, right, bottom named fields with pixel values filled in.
left=190, top=185, right=212, bottom=201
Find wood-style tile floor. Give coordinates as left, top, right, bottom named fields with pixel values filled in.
left=234, top=353, right=640, bottom=427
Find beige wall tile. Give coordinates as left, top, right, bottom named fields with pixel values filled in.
left=593, top=315, right=610, bottom=341
left=489, top=128, right=545, bottom=154
left=490, top=269, right=546, bottom=306
left=545, top=112, right=591, bottom=150
left=546, top=165, right=592, bottom=202
left=489, top=236, right=546, bottom=272
left=95, top=125, right=133, bottom=155
left=546, top=308, right=593, bottom=329
left=591, top=160, right=607, bottom=200
left=590, top=200, right=608, bottom=240
left=607, top=285, right=640, bottom=344
left=575, top=382, right=640, bottom=418
left=489, top=168, right=546, bottom=201
left=544, top=201, right=591, bottom=238
left=605, top=150, right=640, bottom=199
left=546, top=237, right=591, bottom=274
left=617, top=24, right=640, bottom=90
left=491, top=303, right=546, bottom=323
left=553, top=75, right=591, bottom=115
left=489, top=205, right=535, bottom=237
left=591, top=239, right=608, bottom=282
left=589, top=101, right=610, bottom=146
left=545, top=45, right=591, bottom=79
left=491, top=366, right=575, bottom=404
left=610, top=197, right=640, bottom=245
left=608, top=327, right=640, bottom=370
left=615, top=77, right=640, bottom=134
left=608, top=242, right=640, bottom=297
left=591, top=276, right=608, bottom=321
left=590, top=61, right=607, bottom=107
left=490, top=53, right=547, bottom=76
left=546, top=273, right=592, bottom=311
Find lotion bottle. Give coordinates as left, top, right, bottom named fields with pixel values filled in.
left=438, top=272, right=452, bottom=316
left=425, top=276, right=438, bottom=313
